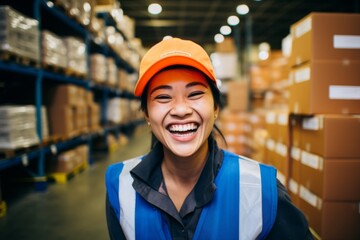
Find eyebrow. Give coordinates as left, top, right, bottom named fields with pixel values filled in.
left=150, top=81, right=208, bottom=95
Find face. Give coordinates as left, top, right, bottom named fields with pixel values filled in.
left=146, top=68, right=219, bottom=158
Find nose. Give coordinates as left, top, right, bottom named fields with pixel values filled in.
left=169, top=97, right=192, bottom=117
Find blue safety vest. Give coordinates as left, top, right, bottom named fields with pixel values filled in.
left=106, top=150, right=278, bottom=240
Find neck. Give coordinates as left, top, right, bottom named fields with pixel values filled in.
left=162, top=141, right=209, bottom=184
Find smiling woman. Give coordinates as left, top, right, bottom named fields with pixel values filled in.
left=105, top=37, right=313, bottom=240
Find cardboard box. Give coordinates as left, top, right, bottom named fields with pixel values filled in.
left=226, top=80, right=249, bottom=112
left=300, top=151, right=360, bottom=200
left=265, top=111, right=277, bottom=139
left=47, top=85, right=79, bottom=106
left=299, top=188, right=360, bottom=239
left=48, top=105, right=75, bottom=136
left=215, top=37, right=236, bottom=53
left=53, top=150, right=76, bottom=173
left=290, top=147, right=301, bottom=182
left=300, top=115, right=360, bottom=158
left=290, top=115, right=302, bottom=147
left=289, top=60, right=360, bottom=115
left=290, top=12, right=360, bottom=67
left=249, top=65, right=271, bottom=91
left=74, top=104, right=88, bottom=132
left=266, top=110, right=289, bottom=144
left=273, top=141, right=289, bottom=178
left=288, top=178, right=300, bottom=206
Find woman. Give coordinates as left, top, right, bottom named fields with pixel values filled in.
left=105, top=38, right=313, bottom=239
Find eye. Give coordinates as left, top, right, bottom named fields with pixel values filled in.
left=154, top=94, right=172, bottom=103
left=188, top=91, right=204, bottom=99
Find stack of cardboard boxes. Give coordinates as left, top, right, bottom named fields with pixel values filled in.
left=46, top=84, right=101, bottom=139
left=287, top=13, right=360, bottom=239
left=49, top=144, right=89, bottom=174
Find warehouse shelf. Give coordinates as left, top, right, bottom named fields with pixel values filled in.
left=39, top=0, right=88, bottom=38
left=42, top=70, right=90, bottom=88
left=0, top=134, right=88, bottom=171
left=0, top=0, right=141, bottom=194
left=0, top=61, right=39, bottom=76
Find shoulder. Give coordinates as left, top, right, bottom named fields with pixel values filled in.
left=222, top=149, right=277, bottom=175
left=105, top=156, right=143, bottom=185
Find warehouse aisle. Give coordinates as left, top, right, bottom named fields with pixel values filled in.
left=0, top=125, right=151, bottom=240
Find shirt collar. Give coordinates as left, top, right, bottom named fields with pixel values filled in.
left=130, top=135, right=224, bottom=208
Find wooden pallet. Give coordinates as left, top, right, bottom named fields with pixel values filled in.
left=47, top=162, right=88, bottom=184
left=42, top=62, right=66, bottom=75
left=46, top=131, right=80, bottom=143
left=64, top=68, right=87, bottom=79
left=0, top=50, right=39, bottom=68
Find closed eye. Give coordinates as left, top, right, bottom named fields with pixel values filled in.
left=188, top=91, right=205, bottom=99
left=154, top=94, right=172, bottom=102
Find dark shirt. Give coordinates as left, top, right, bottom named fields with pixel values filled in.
left=106, top=137, right=313, bottom=239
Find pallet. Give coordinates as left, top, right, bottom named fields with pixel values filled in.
left=47, top=131, right=79, bottom=143
left=42, top=62, right=66, bottom=75
left=47, top=162, right=88, bottom=184
left=0, top=143, right=40, bottom=160
left=0, top=50, right=39, bottom=68
left=0, top=201, right=6, bottom=218
left=64, top=68, right=87, bottom=79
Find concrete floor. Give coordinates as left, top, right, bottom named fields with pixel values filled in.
left=0, top=125, right=151, bottom=240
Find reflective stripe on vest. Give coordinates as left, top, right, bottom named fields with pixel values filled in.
left=108, top=150, right=277, bottom=240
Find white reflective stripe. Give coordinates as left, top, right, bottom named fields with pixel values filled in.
left=119, top=158, right=141, bottom=240
left=239, top=157, right=263, bottom=240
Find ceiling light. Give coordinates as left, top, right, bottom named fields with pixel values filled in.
left=237, top=4, right=249, bottom=15
left=220, top=25, right=232, bottom=35
left=227, top=16, right=240, bottom=26
left=148, top=3, right=162, bottom=15
left=214, top=34, right=224, bottom=43
left=46, top=1, right=54, bottom=7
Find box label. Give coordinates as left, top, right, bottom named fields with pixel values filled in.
left=277, top=171, right=286, bottom=186
left=302, top=116, right=322, bottom=130
left=277, top=113, right=288, bottom=126
left=295, top=17, right=312, bottom=38
left=276, top=142, right=287, bottom=157
left=333, top=35, right=360, bottom=49
left=291, top=147, right=301, bottom=161
left=300, top=185, right=321, bottom=209
left=289, top=179, right=298, bottom=194
left=301, top=151, right=323, bottom=170
left=266, top=111, right=276, bottom=124
left=266, top=138, right=275, bottom=151
left=295, top=67, right=310, bottom=83
left=329, top=85, right=360, bottom=100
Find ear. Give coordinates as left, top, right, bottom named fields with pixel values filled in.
left=214, top=105, right=220, bottom=119
left=144, top=113, right=150, bottom=125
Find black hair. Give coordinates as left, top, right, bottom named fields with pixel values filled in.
left=139, top=65, right=227, bottom=149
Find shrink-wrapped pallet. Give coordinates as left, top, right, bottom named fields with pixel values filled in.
left=90, top=53, right=107, bottom=83
left=42, top=30, right=67, bottom=69
left=0, top=105, right=39, bottom=149
left=0, top=6, right=39, bottom=62
left=64, top=36, right=87, bottom=76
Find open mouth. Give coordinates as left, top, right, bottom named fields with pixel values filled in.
left=168, top=123, right=199, bottom=136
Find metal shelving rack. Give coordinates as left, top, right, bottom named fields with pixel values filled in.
left=0, top=0, right=141, bottom=191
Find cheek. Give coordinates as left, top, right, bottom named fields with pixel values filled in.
left=193, top=97, right=216, bottom=118
left=148, top=102, right=168, bottom=122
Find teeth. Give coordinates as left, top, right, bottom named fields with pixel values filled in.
left=169, top=123, right=198, bottom=132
